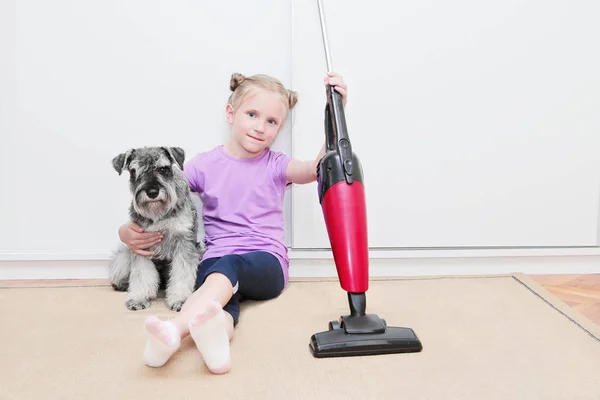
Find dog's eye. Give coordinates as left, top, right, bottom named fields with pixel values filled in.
left=159, top=166, right=171, bottom=174
left=129, top=168, right=137, bottom=179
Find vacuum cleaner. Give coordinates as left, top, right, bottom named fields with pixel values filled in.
left=309, top=0, right=423, bottom=358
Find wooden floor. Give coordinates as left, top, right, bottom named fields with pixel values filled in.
left=530, top=274, right=600, bottom=327
left=2, top=274, right=599, bottom=327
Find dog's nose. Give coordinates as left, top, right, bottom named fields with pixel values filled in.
left=147, top=187, right=160, bottom=199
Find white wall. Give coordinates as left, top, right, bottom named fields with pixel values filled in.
left=0, top=0, right=293, bottom=258
left=2, top=0, right=600, bottom=279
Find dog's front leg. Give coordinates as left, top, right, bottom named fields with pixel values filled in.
left=166, top=243, right=199, bottom=311
left=125, top=255, right=160, bottom=311
left=108, top=244, right=132, bottom=292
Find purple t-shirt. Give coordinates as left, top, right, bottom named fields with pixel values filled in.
left=183, top=145, right=292, bottom=285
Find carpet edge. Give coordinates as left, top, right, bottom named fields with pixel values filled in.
left=511, top=272, right=600, bottom=341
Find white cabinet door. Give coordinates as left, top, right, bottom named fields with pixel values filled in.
left=291, top=0, right=600, bottom=249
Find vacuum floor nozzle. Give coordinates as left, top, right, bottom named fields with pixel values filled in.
left=309, top=314, right=423, bottom=358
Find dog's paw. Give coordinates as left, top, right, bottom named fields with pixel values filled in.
left=167, top=300, right=185, bottom=312
left=111, top=282, right=128, bottom=292
left=126, top=299, right=150, bottom=311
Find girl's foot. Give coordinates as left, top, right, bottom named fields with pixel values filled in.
left=143, top=315, right=181, bottom=367
left=189, top=301, right=231, bottom=374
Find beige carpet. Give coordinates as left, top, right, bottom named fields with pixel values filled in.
left=1, top=274, right=600, bottom=400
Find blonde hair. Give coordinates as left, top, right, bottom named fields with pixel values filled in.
left=227, top=73, right=298, bottom=118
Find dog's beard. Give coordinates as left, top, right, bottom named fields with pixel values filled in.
left=134, top=184, right=177, bottom=220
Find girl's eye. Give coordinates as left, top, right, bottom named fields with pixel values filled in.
left=268, top=119, right=277, bottom=125
left=248, top=112, right=255, bottom=117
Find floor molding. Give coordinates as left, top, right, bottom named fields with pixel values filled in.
left=3, top=246, right=600, bottom=261
left=2, top=255, right=599, bottom=280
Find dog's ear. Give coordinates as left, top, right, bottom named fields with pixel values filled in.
left=112, top=149, right=135, bottom=175
left=161, top=147, right=185, bottom=170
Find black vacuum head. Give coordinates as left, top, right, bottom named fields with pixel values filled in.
left=309, top=314, right=423, bottom=358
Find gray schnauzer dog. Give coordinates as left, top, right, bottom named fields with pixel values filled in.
left=109, top=146, right=202, bottom=311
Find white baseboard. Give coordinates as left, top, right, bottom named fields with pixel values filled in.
left=1, top=253, right=599, bottom=280
left=2, top=246, right=600, bottom=261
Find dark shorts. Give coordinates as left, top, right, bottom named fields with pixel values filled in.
left=195, top=251, right=285, bottom=326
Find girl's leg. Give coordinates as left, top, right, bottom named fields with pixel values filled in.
left=186, top=252, right=285, bottom=374
left=143, top=252, right=285, bottom=373
left=143, top=257, right=234, bottom=369
left=170, top=271, right=234, bottom=336
left=226, top=251, right=285, bottom=301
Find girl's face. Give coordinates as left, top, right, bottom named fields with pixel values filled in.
left=226, top=88, right=287, bottom=157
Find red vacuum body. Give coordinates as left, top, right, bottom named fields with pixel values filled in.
left=320, top=168, right=369, bottom=293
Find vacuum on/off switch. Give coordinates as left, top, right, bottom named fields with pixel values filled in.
left=344, top=159, right=353, bottom=175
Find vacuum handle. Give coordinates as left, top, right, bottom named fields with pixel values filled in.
left=318, top=0, right=354, bottom=182
left=325, top=88, right=354, bottom=181
left=317, top=0, right=334, bottom=73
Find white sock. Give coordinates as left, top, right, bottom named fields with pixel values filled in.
left=188, top=301, right=231, bottom=374
left=143, top=316, right=181, bottom=368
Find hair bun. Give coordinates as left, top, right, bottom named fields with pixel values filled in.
left=287, top=89, right=298, bottom=109
left=230, top=73, right=246, bottom=91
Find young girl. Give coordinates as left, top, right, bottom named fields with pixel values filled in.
left=118, top=71, right=348, bottom=374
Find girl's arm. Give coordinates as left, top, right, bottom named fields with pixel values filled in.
left=286, top=72, right=347, bottom=185
left=286, top=143, right=326, bottom=184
